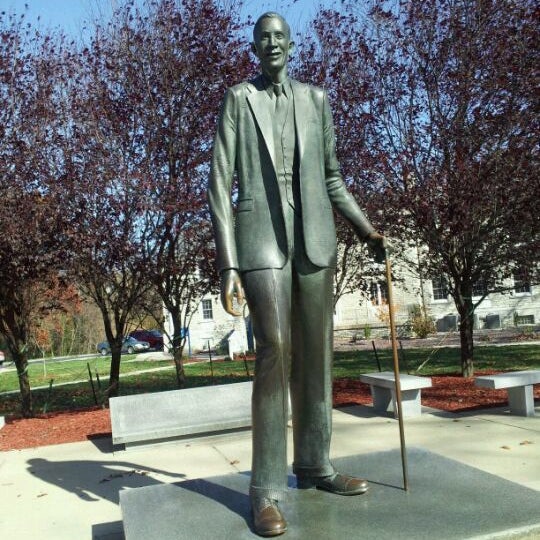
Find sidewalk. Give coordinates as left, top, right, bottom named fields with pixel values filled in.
left=0, top=403, right=538, bottom=540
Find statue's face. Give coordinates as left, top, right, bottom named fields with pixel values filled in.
left=252, top=17, right=294, bottom=75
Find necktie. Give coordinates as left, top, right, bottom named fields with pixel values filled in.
left=274, top=84, right=286, bottom=123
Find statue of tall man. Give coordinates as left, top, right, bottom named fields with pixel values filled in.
left=208, top=12, right=386, bottom=537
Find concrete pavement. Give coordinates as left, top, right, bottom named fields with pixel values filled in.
left=0, top=403, right=538, bottom=539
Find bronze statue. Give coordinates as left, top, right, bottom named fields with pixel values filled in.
left=208, top=12, right=386, bottom=537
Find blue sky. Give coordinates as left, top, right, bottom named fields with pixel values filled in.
left=0, top=0, right=340, bottom=40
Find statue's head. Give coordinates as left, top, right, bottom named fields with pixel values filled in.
left=251, top=12, right=294, bottom=77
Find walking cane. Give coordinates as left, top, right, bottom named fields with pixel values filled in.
left=384, top=247, right=410, bottom=491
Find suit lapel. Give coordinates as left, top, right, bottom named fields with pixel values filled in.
left=246, top=78, right=276, bottom=171
left=291, top=79, right=309, bottom=161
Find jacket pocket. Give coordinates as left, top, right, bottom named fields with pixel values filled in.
left=237, top=198, right=254, bottom=212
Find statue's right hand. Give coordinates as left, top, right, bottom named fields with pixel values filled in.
left=220, top=269, right=245, bottom=317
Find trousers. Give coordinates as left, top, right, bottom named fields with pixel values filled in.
left=242, top=203, right=335, bottom=501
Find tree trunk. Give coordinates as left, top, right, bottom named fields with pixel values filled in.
left=108, top=344, right=122, bottom=398
left=14, top=351, right=33, bottom=417
left=173, top=348, right=186, bottom=388
left=4, top=330, right=33, bottom=417
left=455, top=296, right=475, bottom=377
left=169, top=311, right=186, bottom=388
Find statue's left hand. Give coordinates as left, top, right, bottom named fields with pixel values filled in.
left=366, top=232, right=388, bottom=263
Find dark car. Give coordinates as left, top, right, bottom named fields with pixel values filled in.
left=97, top=336, right=150, bottom=356
left=129, top=329, right=164, bottom=350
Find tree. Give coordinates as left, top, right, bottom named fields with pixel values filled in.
left=62, top=7, right=155, bottom=398
left=30, top=282, right=81, bottom=358
left=62, top=0, right=253, bottom=391
left=294, top=10, right=393, bottom=309
left=340, top=0, right=540, bottom=375
left=84, top=0, right=253, bottom=385
left=0, top=13, right=72, bottom=415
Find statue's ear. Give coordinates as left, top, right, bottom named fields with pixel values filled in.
left=288, top=41, right=295, bottom=55
left=251, top=42, right=258, bottom=56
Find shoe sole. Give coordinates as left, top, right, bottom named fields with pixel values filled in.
left=296, top=478, right=369, bottom=495
left=255, top=527, right=288, bottom=537
left=315, top=484, right=369, bottom=496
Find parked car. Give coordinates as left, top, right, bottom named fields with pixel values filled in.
left=129, top=329, right=164, bottom=350
left=97, top=336, right=150, bottom=356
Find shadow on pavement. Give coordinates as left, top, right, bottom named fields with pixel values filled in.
left=26, top=457, right=186, bottom=504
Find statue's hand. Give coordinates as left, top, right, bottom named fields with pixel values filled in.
left=365, top=232, right=388, bottom=263
left=220, top=269, right=245, bottom=317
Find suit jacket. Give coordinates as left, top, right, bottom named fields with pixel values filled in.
left=208, top=75, right=375, bottom=273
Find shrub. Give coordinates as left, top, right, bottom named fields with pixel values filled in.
left=408, top=305, right=436, bottom=338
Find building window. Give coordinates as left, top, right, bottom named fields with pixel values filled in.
left=472, top=279, right=489, bottom=298
left=201, top=299, right=213, bottom=320
left=370, top=282, right=388, bottom=306
left=515, top=314, right=534, bottom=326
left=431, top=276, right=448, bottom=301
left=513, top=269, right=531, bottom=294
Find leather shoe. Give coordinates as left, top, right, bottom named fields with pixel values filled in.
left=252, top=497, right=287, bottom=537
left=296, top=472, right=369, bottom=495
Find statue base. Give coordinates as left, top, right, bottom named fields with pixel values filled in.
left=120, top=448, right=540, bottom=539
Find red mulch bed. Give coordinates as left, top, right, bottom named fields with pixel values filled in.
left=1, top=372, right=538, bottom=451
left=333, top=373, right=540, bottom=411
left=0, top=407, right=111, bottom=451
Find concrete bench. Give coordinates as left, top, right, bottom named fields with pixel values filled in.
left=359, top=371, right=432, bottom=417
left=474, top=370, right=540, bottom=417
left=110, top=381, right=254, bottom=449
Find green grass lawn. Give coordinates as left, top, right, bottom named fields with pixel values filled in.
left=0, top=355, right=174, bottom=393
left=333, top=344, right=540, bottom=378
left=1, top=344, right=538, bottom=416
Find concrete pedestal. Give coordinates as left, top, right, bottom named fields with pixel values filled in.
left=120, top=448, right=540, bottom=539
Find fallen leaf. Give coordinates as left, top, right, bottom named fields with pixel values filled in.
left=230, top=460, right=240, bottom=465
left=99, top=473, right=124, bottom=483
left=500, top=446, right=511, bottom=450
left=37, top=493, right=48, bottom=498
left=127, top=469, right=149, bottom=476
left=519, top=440, right=533, bottom=446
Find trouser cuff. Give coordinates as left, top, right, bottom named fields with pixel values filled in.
left=292, top=463, right=335, bottom=478
left=249, top=485, right=288, bottom=502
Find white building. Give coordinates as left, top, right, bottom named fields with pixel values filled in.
left=183, top=268, right=538, bottom=353
left=167, top=295, right=251, bottom=357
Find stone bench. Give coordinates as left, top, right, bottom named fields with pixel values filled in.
left=359, top=371, right=432, bottom=417
left=474, top=370, right=540, bottom=417
left=110, top=381, right=254, bottom=449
